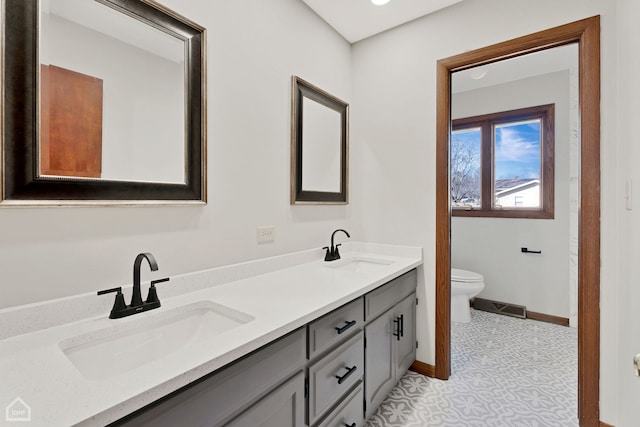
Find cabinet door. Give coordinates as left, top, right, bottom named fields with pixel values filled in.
left=226, top=371, right=305, bottom=427
left=40, top=65, right=103, bottom=178
left=364, top=309, right=395, bottom=419
left=115, top=329, right=305, bottom=427
left=394, top=292, right=416, bottom=379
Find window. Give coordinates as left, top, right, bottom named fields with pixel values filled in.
left=451, top=104, right=554, bottom=219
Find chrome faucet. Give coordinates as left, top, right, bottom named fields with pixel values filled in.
left=323, top=229, right=351, bottom=261
left=97, top=252, right=169, bottom=319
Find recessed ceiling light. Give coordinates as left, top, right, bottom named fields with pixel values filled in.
left=371, top=0, right=391, bottom=5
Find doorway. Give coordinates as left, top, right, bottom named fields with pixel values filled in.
left=434, top=16, right=600, bottom=427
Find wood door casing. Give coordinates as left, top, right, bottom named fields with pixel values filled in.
left=434, top=16, right=601, bottom=427
left=40, top=64, right=103, bottom=178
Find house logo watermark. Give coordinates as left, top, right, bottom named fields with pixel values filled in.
left=5, top=397, right=31, bottom=422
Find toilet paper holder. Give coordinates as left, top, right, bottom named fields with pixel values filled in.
left=521, top=247, right=542, bottom=254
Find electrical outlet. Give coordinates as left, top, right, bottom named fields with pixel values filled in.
left=257, top=226, right=275, bottom=243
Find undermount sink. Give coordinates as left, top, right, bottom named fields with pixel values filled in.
left=326, top=257, right=394, bottom=273
left=59, top=301, right=254, bottom=381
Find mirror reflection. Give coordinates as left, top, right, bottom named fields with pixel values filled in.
left=301, top=96, right=341, bottom=192
left=39, top=0, right=186, bottom=184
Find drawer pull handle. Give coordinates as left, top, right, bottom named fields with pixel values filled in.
left=399, top=314, right=405, bottom=338
left=393, top=317, right=401, bottom=341
left=335, top=365, right=357, bottom=384
left=335, top=320, right=357, bottom=335
left=344, top=423, right=356, bottom=427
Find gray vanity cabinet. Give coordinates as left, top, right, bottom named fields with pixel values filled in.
left=307, top=298, right=363, bottom=359
left=226, top=371, right=305, bottom=427
left=364, top=270, right=417, bottom=419
left=394, top=293, right=417, bottom=375
left=307, top=298, right=364, bottom=426
left=364, top=307, right=396, bottom=415
left=308, top=332, right=364, bottom=425
left=114, top=328, right=306, bottom=427
left=114, top=269, right=418, bottom=427
left=315, top=382, right=364, bottom=427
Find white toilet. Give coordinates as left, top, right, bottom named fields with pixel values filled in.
left=451, top=268, right=485, bottom=323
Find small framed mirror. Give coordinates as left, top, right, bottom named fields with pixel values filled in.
left=291, top=76, right=348, bottom=204
left=1, top=0, right=206, bottom=206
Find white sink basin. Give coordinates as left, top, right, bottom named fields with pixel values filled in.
left=59, top=301, right=254, bottom=381
left=326, top=257, right=394, bottom=273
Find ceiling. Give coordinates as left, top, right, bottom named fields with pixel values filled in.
left=301, top=0, right=464, bottom=43
left=453, top=43, right=578, bottom=93
left=45, top=0, right=184, bottom=63
left=300, top=0, right=577, bottom=92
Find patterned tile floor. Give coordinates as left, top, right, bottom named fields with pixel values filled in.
left=365, top=309, right=578, bottom=426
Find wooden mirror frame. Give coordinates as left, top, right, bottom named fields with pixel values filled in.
left=290, top=76, right=348, bottom=205
left=1, top=0, right=206, bottom=205
left=434, top=16, right=600, bottom=426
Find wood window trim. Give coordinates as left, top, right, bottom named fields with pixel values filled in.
left=452, top=104, right=555, bottom=219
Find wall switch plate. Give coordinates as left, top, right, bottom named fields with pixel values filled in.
left=257, top=226, right=275, bottom=243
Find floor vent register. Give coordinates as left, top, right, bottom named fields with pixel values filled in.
left=473, top=298, right=527, bottom=319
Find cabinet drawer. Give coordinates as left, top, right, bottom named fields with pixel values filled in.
left=315, top=382, right=364, bottom=427
left=308, top=331, right=364, bottom=425
left=308, top=298, right=364, bottom=359
left=116, top=328, right=306, bottom=427
left=365, top=269, right=416, bottom=321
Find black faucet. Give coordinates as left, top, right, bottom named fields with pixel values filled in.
left=323, top=229, right=350, bottom=261
left=132, top=253, right=158, bottom=307
left=97, top=252, right=169, bottom=319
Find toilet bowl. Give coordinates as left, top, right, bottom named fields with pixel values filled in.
left=451, top=268, right=485, bottom=323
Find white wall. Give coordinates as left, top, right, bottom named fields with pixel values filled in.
left=0, top=0, right=356, bottom=308
left=616, top=0, right=640, bottom=424
left=451, top=71, right=572, bottom=319
left=351, top=0, right=619, bottom=423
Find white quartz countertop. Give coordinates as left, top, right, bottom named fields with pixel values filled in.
left=0, top=243, right=422, bottom=426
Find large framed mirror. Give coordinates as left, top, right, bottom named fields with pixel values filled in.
left=291, top=76, right=348, bottom=204
left=1, top=0, right=206, bottom=205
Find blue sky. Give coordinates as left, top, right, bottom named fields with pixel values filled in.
left=494, top=120, right=541, bottom=180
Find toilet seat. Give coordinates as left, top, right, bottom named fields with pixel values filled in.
left=451, top=268, right=483, bottom=283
